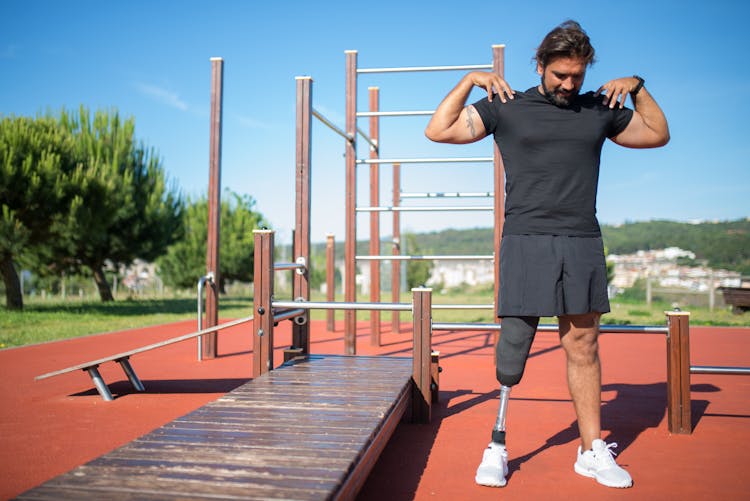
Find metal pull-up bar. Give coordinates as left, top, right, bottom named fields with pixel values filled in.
left=356, top=254, right=493, bottom=261
left=401, top=191, right=494, bottom=199
left=357, top=110, right=434, bottom=117
left=357, top=63, right=494, bottom=74
left=357, top=205, right=494, bottom=213
left=357, top=157, right=493, bottom=165
left=343, top=47, right=508, bottom=345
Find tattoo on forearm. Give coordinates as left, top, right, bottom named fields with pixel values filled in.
left=465, top=107, right=477, bottom=137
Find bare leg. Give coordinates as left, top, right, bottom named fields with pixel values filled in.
left=559, top=312, right=601, bottom=451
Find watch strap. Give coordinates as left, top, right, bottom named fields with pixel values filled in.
left=631, top=75, right=645, bottom=96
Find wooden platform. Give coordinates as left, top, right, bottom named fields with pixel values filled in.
left=17, top=354, right=414, bottom=500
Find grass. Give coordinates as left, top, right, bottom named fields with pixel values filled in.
left=1, top=287, right=748, bottom=349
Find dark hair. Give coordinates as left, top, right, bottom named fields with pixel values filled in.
left=535, top=20, right=596, bottom=68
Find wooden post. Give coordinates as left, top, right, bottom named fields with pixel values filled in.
left=492, top=45, right=505, bottom=328
left=369, top=86, right=381, bottom=346
left=203, top=57, right=223, bottom=359
left=293, top=76, right=312, bottom=355
left=392, top=163, right=401, bottom=333
left=326, top=233, right=336, bottom=332
left=411, top=287, right=432, bottom=423
left=253, top=230, right=275, bottom=378
left=344, top=50, right=358, bottom=355
left=666, top=311, right=692, bottom=434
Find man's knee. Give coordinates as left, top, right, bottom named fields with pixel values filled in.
left=496, top=316, right=539, bottom=386
left=559, top=313, right=600, bottom=365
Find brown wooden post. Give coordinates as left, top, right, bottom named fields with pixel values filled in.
left=392, top=163, right=401, bottom=333
left=252, top=230, right=275, bottom=378
left=492, top=45, right=505, bottom=329
left=344, top=50, right=358, bottom=355
left=411, top=287, right=432, bottom=423
left=293, top=76, right=312, bottom=355
left=326, top=233, right=336, bottom=332
left=666, top=311, right=692, bottom=434
left=203, top=57, right=223, bottom=359
left=369, top=86, right=381, bottom=346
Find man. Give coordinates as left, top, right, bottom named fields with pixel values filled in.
left=425, top=20, right=669, bottom=489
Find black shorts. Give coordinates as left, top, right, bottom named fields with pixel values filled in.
left=497, top=234, right=610, bottom=317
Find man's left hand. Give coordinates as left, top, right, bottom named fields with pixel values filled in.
left=595, top=77, right=640, bottom=109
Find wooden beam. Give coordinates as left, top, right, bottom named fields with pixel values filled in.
left=666, top=311, right=692, bottom=434
left=253, top=230, right=275, bottom=378
left=411, top=287, right=432, bottom=423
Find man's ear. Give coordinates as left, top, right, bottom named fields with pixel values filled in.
left=536, top=62, right=544, bottom=76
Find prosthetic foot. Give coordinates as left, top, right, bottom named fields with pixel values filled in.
left=475, top=385, right=511, bottom=487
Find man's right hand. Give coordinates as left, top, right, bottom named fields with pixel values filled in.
left=469, top=71, right=515, bottom=103
left=425, top=72, right=513, bottom=144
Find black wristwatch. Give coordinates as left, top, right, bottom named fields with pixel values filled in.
left=631, top=75, right=645, bottom=96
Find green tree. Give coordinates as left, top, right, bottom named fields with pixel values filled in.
left=158, top=190, right=266, bottom=292
left=0, top=115, right=77, bottom=310
left=56, top=107, right=183, bottom=301
left=405, top=233, right=433, bottom=289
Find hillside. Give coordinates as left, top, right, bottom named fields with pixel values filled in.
left=310, top=219, right=750, bottom=274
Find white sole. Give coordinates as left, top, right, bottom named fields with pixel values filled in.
left=475, top=475, right=507, bottom=487
left=574, top=463, right=632, bottom=488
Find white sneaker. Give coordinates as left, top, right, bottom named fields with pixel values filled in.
left=574, top=439, right=633, bottom=488
left=475, top=442, right=508, bottom=487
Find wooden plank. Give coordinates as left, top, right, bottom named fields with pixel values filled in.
left=19, top=354, right=413, bottom=500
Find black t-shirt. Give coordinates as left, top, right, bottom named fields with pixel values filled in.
left=473, top=87, right=633, bottom=236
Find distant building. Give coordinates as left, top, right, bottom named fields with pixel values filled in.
left=608, top=247, right=741, bottom=292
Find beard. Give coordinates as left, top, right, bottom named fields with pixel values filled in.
left=541, top=75, right=579, bottom=107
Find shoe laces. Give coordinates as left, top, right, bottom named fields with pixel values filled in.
left=594, top=442, right=619, bottom=466
left=484, top=443, right=507, bottom=462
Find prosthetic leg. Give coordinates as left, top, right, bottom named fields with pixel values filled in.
left=475, top=316, right=539, bottom=487
left=491, top=316, right=540, bottom=446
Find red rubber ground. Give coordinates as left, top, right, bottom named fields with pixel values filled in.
left=1, top=318, right=748, bottom=499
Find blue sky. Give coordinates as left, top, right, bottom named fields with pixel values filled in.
left=2, top=0, right=748, bottom=245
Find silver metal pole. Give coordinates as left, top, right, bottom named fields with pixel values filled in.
left=431, top=322, right=668, bottom=333
left=86, top=366, right=114, bottom=401
left=273, top=308, right=306, bottom=323
left=274, top=262, right=306, bottom=272
left=400, top=191, right=494, bottom=199
left=356, top=254, right=493, bottom=261
left=534, top=324, right=668, bottom=334
left=312, top=108, right=353, bottom=142
left=600, top=325, right=669, bottom=334
left=691, top=366, right=750, bottom=375
left=357, top=110, right=434, bottom=117
left=357, top=157, right=493, bottom=165
left=116, top=357, right=145, bottom=392
left=196, top=273, right=213, bottom=361
left=357, top=63, right=493, bottom=74
left=356, top=126, right=378, bottom=152
left=433, top=322, right=502, bottom=331
left=272, top=300, right=412, bottom=312
left=432, top=304, right=494, bottom=310
left=356, top=205, right=493, bottom=212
